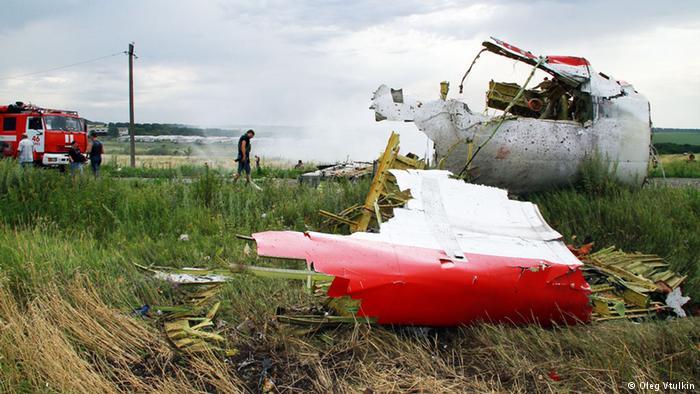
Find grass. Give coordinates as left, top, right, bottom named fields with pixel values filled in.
left=0, top=159, right=698, bottom=392
left=102, top=139, right=204, bottom=156
left=98, top=162, right=312, bottom=180
left=653, top=131, right=700, bottom=145
left=650, top=155, right=700, bottom=178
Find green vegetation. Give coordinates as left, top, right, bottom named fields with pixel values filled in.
left=654, top=142, right=700, bottom=154
left=107, top=122, right=238, bottom=137
left=653, top=129, right=700, bottom=144
left=98, top=163, right=312, bottom=180
left=0, top=160, right=698, bottom=392
left=652, top=128, right=700, bottom=154
left=650, top=158, right=700, bottom=178
left=101, top=139, right=212, bottom=156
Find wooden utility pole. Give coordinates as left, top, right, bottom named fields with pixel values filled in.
left=128, top=42, right=136, bottom=167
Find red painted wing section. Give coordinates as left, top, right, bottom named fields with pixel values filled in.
left=546, top=56, right=590, bottom=67
left=253, top=231, right=591, bottom=327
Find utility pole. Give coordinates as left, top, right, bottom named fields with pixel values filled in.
left=128, top=42, right=136, bottom=167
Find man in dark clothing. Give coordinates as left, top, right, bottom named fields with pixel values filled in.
left=0, top=142, right=11, bottom=158
left=87, top=133, right=104, bottom=177
left=67, top=140, right=86, bottom=176
left=233, top=129, right=255, bottom=183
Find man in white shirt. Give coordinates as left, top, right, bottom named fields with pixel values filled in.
left=17, top=134, right=35, bottom=167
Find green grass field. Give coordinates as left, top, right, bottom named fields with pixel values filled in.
left=653, top=131, right=700, bottom=145
left=0, top=160, right=698, bottom=392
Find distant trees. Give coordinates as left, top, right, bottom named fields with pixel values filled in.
left=108, top=123, right=206, bottom=136
left=107, top=123, right=118, bottom=137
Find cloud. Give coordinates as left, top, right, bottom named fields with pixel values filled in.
left=0, top=0, right=699, bottom=160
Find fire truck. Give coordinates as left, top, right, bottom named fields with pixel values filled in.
left=0, top=101, right=88, bottom=166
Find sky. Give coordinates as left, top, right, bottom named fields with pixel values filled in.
left=1, top=0, right=699, bottom=160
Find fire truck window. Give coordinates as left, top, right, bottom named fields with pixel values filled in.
left=44, top=116, right=82, bottom=131
left=28, top=118, right=43, bottom=130
left=3, top=117, right=16, bottom=131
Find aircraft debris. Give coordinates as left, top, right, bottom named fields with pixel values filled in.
left=135, top=264, right=236, bottom=354
left=137, top=134, right=688, bottom=328
left=580, top=247, right=689, bottom=321
left=299, top=161, right=372, bottom=186
left=370, top=37, right=651, bottom=192
left=253, top=168, right=592, bottom=327
left=319, top=132, right=424, bottom=233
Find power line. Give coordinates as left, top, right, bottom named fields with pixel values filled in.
left=0, top=51, right=126, bottom=81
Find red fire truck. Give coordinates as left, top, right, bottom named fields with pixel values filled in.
left=0, top=102, right=88, bottom=166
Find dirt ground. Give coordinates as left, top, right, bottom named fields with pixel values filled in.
left=648, top=177, right=700, bottom=189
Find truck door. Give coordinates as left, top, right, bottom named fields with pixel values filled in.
left=26, top=116, right=45, bottom=153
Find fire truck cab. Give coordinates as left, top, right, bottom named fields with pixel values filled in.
left=0, top=102, right=88, bottom=166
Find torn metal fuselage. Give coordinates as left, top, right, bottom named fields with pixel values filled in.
left=370, top=37, right=651, bottom=193
left=253, top=231, right=590, bottom=327
left=253, top=169, right=592, bottom=327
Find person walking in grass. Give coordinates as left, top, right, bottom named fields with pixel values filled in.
left=86, top=133, right=104, bottom=177
left=233, top=129, right=254, bottom=184
left=67, top=140, right=86, bottom=175
left=17, top=134, right=35, bottom=168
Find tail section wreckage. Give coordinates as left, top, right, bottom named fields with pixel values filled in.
left=253, top=169, right=591, bottom=327
left=370, top=37, right=651, bottom=192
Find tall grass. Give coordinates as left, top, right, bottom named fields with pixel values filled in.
left=650, top=158, right=700, bottom=178
left=528, top=157, right=700, bottom=299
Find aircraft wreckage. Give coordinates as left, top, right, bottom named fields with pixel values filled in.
left=139, top=135, right=687, bottom=334
left=370, top=37, right=652, bottom=192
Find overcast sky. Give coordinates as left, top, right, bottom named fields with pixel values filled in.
left=1, top=0, right=699, bottom=160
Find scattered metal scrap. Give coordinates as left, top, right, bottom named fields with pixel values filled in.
left=319, top=132, right=425, bottom=233
left=134, top=264, right=235, bottom=354
left=580, top=247, right=688, bottom=321
left=299, top=161, right=373, bottom=186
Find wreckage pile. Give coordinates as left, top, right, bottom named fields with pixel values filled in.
left=135, top=133, right=689, bottom=353
left=299, top=161, right=373, bottom=186
left=134, top=264, right=236, bottom=354
left=581, top=247, right=688, bottom=321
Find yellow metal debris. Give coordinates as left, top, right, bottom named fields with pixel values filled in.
left=581, top=247, right=687, bottom=321
left=320, top=131, right=425, bottom=233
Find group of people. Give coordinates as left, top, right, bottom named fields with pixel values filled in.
left=68, top=133, right=104, bottom=176
left=7, top=127, right=272, bottom=183
left=12, top=132, right=104, bottom=176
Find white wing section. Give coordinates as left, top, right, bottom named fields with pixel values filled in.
left=350, top=169, right=581, bottom=266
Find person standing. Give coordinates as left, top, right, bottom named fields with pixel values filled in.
left=254, top=155, right=261, bottom=174
left=233, top=129, right=254, bottom=183
left=17, top=134, right=35, bottom=168
left=86, top=133, right=104, bottom=177
left=67, top=140, right=86, bottom=175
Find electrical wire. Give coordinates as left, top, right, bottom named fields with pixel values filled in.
left=0, top=51, right=126, bottom=81
left=457, top=56, right=546, bottom=178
